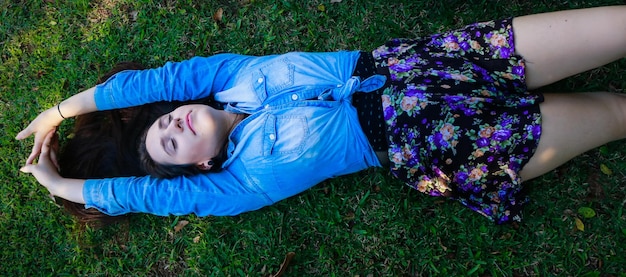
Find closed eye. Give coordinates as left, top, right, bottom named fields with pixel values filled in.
left=170, top=138, right=177, bottom=152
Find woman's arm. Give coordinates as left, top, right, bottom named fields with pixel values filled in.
left=94, top=54, right=248, bottom=110
left=82, top=171, right=272, bottom=217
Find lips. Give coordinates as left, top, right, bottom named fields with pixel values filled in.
left=186, top=111, right=197, bottom=135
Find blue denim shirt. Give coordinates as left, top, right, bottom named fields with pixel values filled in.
left=83, top=51, right=386, bottom=216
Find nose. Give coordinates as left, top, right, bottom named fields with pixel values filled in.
left=167, top=117, right=184, bottom=133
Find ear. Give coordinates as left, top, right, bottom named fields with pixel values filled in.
left=196, top=160, right=214, bottom=171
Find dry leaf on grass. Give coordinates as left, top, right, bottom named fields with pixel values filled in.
left=600, top=164, right=612, bottom=175
left=213, top=8, right=223, bottom=22
left=174, top=220, right=189, bottom=232
left=268, top=252, right=295, bottom=277
left=574, top=218, right=584, bottom=232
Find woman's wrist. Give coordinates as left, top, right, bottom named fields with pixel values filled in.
left=51, top=178, right=86, bottom=204
left=45, top=106, right=65, bottom=125
left=56, top=103, right=67, bottom=119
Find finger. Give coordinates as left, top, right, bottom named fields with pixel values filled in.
left=40, top=130, right=56, bottom=154
left=25, top=139, right=43, bottom=165
left=15, top=128, right=32, bottom=140
left=26, top=149, right=41, bottom=165
left=20, top=165, right=32, bottom=173
left=49, top=146, right=60, bottom=171
left=50, top=131, right=60, bottom=153
left=49, top=132, right=60, bottom=170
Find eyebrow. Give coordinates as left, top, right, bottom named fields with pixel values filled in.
left=158, top=115, right=165, bottom=129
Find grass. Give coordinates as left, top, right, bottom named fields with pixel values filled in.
left=1, top=0, right=626, bottom=275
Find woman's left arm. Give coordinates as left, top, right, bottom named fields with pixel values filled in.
left=94, top=54, right=247, bottom=110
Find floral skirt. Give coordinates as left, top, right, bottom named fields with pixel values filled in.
left=372, top=18, right=543, bottom=224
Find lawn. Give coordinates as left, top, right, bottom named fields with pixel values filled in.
left=2, top=0, right=626, bottom=276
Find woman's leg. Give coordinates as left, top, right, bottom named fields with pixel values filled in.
left=520, top=93, right=626, bottom=181
left=513, top=6, right=626, bottom=90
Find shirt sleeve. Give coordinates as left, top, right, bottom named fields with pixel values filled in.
left=93, top=54, right=251, bottom=110
left=82, top=169, right=273, bottom=216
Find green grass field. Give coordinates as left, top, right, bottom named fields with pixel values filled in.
left=2, top=0, right=626, bottom=275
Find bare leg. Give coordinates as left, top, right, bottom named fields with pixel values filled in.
left=520, top=93, right=626, bottom=181
left=513, top=6, right=626, bottom=89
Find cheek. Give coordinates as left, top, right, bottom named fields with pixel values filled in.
left=179, top=139, right=209, bottom=161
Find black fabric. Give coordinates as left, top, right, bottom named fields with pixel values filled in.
left=352, top=52, right=387, bottom=151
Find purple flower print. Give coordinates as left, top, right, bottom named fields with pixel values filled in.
left=444, top=95, right=464, bottom=104
left=512, top=65, right=524, bottom=76
left=500, top=117, right=512, bottom=126
left=499, top=47, right=513, bottom=59
left=384, top=106, right=396, bottom=120
left=455, top=171, right=469, bottom=183
left=406, top=130, right=416, bottom=141
left=492, top=129, right=512, bottom=141
left=498, top=189, right=508, bottom=199
left=405, top=85, right=425, bottom=97
left=462, top=107, right=476, bottom=116
left=532, top=125, right=541, bottom=137
left=459, top=41, right=471, bottom=51
left=430, top=133, right=449, bottom=148
left=472, top=64, right=487, bottom=75
left=482, top=207, right=494, bottom=217
left=406, top=155, right=419, bottom=168
left=390, top=63, right=413, bottom=73
left=444, top=34, right=458, bottom=43
left=476, top=137, right=490, bottom=147
left=405, top=55, right=421, bottom=64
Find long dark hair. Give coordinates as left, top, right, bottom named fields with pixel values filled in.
left=58, top=62, right=178, bottom=226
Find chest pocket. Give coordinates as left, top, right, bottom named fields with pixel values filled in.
left=263, top=114, right=308, bottom=156
left=253, top=59, right=295, bottom=96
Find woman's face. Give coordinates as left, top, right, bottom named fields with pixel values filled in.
left=145, top=104, right=228, bottom=167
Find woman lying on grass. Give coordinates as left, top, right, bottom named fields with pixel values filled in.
left=17, top=6, right=626, bottom=224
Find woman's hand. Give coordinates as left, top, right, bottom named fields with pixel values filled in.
left=16, top=107, right=64, bottom=165
left=17, top=86, right=98, bottom=166
left=20, top=130, right=63, bottom=192
left=20, top=130, right=87, bottom=204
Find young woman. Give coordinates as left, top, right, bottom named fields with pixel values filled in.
left=18, top=6, right=626, bottom=224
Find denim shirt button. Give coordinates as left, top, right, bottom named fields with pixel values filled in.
left=291, top=94, right=298, bottom=100
left=336, top=84, right=343, bottom=87
left=257, top=77, right=264, bottom=83
left=264, top=104, right=270, bottom=109
left=269, top=134, right=276, bottom=140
